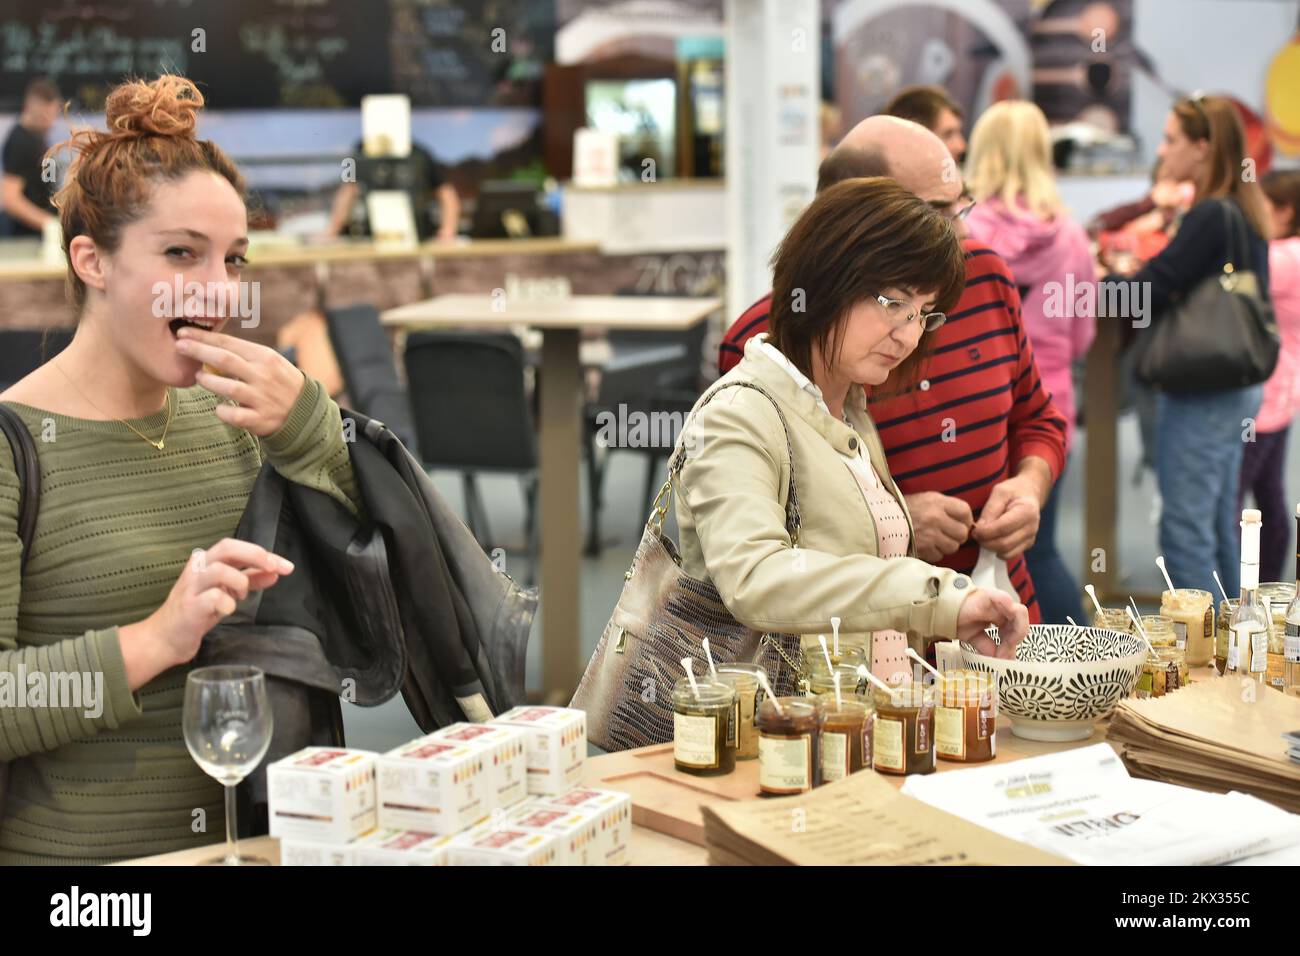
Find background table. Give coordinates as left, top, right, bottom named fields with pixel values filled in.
left=382, top=293, right=721, bottom=702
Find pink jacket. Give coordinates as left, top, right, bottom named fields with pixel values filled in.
left=1258, top=236, right=1300, bottom=433
left=965, top=198, right=1097, bottom=453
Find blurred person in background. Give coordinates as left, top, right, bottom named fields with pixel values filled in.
left=1101, top=95, right=1272, bottom=597
left=883, top=84, right=967, bottom=163
left=1239, top=169, right=1300, bottom=582
left=963, top=100, right=1095, bottom=625
left=2, top=78, right=61, bottom=237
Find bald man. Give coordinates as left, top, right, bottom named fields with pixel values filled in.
left=718, top=116, right=1069, bottom=624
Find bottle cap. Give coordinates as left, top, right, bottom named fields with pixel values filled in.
left=1242, top=509, right=1262, bottom=524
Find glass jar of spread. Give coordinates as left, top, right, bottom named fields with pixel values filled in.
left=1216, top=598, right=1238, bottom=675
left=871, top=681, right=935, bottom=776
left=798, top=643, right=866, bottom=694
left=1259, top=583, right=1296, bottom=692
left=757, top=697, right=820, bottom=796
left=1093, top=607, right=1132, bottom=633
left=1135, top=619, right=1186, bottom=698
left=935, top=669, right=997, bottom=763
left=672, top=679, right=737, bottom=776
left=1160, top=588, right=1215, bottom=667
left=807, top=660, right=869, bottom=700
left=715, top=663, right=766, bottom=760
left=817, top=697, right=872, bottom=783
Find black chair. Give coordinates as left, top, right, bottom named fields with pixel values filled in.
left=582, top=317, right=709, bottom=554
left=0, top=329, right=73, bottom=391
left=323, top=304, right=418, bottom=454
left=404, top=331, right=538, bottom=580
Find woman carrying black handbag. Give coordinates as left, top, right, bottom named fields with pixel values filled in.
left=1101, top=94, right=1275, bottom=599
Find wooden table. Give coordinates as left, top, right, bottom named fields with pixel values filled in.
left=382, top=294, right=722, bottom=701
left=125, top=706, right=1183, bottom=866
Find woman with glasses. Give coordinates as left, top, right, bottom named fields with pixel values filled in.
left=675, top=177, right=1029, bottom=683
left=1102, top=94, right=1272, bottom=598
left=963, top=100, right=1096, bottom=626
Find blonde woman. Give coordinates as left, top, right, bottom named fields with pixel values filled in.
left=963, top=100, right=1095, bottom=625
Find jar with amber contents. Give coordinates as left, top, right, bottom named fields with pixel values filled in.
left=757, top=697, right=820, bottom=796
left=672, top=679, right=736, bottom=776
left=1160, top=588, right=1215, bottom=666
left=871, top=681, right=935, bottom=776
left=817, top=697, right=872, bottom=782
left=716, top=663, right=766, bottom=760
left=798, top=644, right=866, bottom=694
left=935, top=669, right=997, bottom=763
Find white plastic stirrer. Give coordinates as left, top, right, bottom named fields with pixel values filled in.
left=1084, top=583, right=1105, bottom=620
left=755, top=670, right=783, bottom=715
left=681, top=657, right=701, bottom=700
left=1155, top=555, right=1176, bottom=595
left=1125, top=607, right=1158, bottom=657
left=906, top=647, right=947, bottom=684
left=831, top=616, right=841, bottom=658
left=702, top=638, right=718, bottom=682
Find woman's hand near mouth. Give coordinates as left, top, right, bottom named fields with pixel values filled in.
left=175, top=325, right=306, bottom=436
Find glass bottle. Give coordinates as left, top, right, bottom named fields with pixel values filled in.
left=1286, top=505, right=1300, bottom=697
left=1230, top=509, right=1270, bottom=686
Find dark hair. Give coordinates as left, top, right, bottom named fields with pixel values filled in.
left=24, top=78, right=60, bottom=104
left=768, top=177, right=965, bottom=390
left=50, top=74, right=246, bottom=311
left=816, top=146, right=891, bottom=193
left=883, top=85, right=963, bottom=130
left=1171, top=94, right=1270, bottom=240
left=1262, top=169, right=1300, bottom=238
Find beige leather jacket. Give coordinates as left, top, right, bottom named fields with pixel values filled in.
left=673, top=336, right=974, bottom=648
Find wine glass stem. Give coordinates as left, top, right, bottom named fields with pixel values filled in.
left=224, top=783, right=239, bottom=865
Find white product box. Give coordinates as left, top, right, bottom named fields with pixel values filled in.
left=501, top=802, right=603, bottom=866
left=448, top=822, right=560, bottom=866
left=279, top=838, right=359, bottom=867
left=352, top=828, right=454, bottom=866
left=490, top=706, right=587, bottom=795
left=377, top=737, right=491, bottom=835
left=430, top=723, right=529, bottom=810
left=267, top=747, right=378, bottom=845
left=535, top=788, right=632, bottom=866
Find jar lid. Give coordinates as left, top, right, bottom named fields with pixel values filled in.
left=672, top=678, right=735, bottom=707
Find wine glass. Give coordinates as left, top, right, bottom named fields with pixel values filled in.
left=183, top=665, right=274, bottom=865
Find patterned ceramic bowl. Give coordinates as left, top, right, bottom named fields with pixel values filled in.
left=959, top=625, right=1147, bottom=742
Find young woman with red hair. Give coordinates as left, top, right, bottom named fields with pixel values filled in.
left=0, top=75, right=359, bottom=864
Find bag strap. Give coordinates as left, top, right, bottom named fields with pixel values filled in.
left=0, top=404, right=39, bottom=574
left=650, top=380, right=802, bottom=544
left=1218, top=198, right=1251, bottom=278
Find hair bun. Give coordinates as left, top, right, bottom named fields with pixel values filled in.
left=104, top=74, right=204, bottom=140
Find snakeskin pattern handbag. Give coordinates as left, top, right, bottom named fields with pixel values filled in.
left=571, top=381, right=805, bottom=752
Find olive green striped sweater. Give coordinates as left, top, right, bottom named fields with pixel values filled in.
left=0, top=377, right=358, bottom=864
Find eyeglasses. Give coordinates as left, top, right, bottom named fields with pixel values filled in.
left=929, top=190, right=977, bottom=223
left=872, top=294, right=947, bottom=332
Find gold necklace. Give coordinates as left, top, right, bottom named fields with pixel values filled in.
left=54, top=363, right=174, bottom=451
